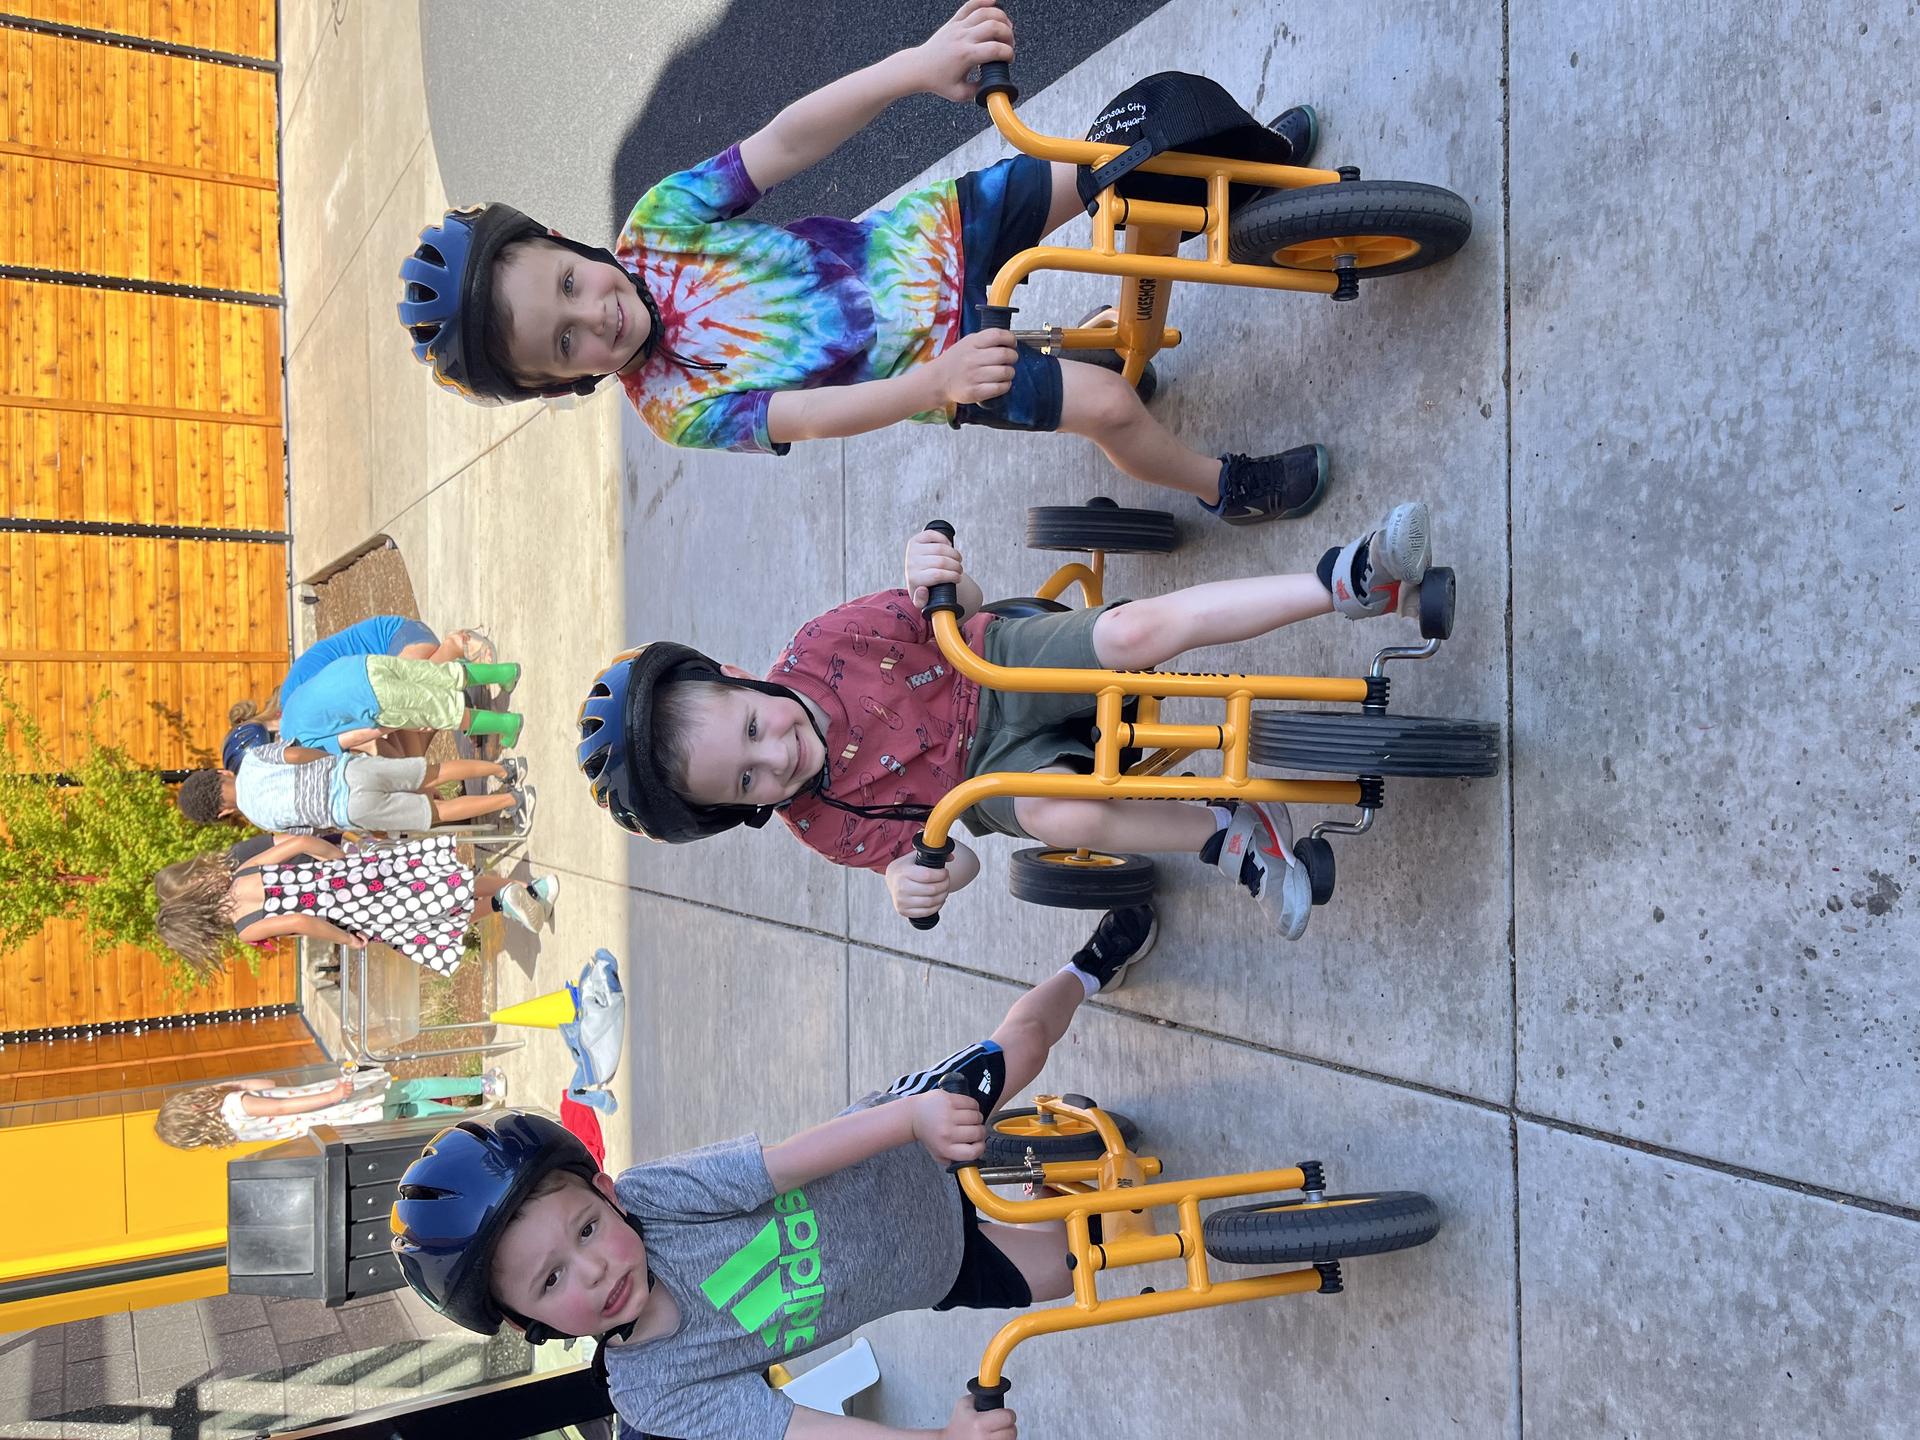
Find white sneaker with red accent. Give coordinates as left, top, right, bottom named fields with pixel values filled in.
left=1328, top=502, right=1431, bottom=620
left=1214, top=801, right=1312, bottom=940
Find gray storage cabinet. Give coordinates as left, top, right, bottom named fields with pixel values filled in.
left=226, top=1115, right=450, bottom=1304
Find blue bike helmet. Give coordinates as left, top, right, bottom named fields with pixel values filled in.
left=400, top=203, right=601, bottom=406
left=577, top=642, right=782, bottom=843
left=403, top=204, right=715, bottom=405
left=221, top=721, right=272, bottom=773
left=391, top=1111, right=601, bottom=1341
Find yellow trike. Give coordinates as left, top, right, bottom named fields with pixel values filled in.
left=941, top=1075, right=1441, bottom=1415
left=908, top=517, right=1499, bottom=927
left=966, top=61, right=1473, bottom=391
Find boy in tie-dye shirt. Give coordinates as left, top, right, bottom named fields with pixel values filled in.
left=400, top=1, right=1332, bottom=528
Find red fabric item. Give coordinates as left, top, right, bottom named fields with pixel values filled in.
left=559, top=1092, right=607, bottom=1168
left=771, top=590, right=994, bottom=871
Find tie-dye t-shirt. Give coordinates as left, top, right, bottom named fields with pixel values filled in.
left=614, top=145, right=964, bottom=455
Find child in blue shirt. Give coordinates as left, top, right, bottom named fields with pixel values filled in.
left=398, top=2, right=1331, bottom=527
left=278, top=655, right=524, bottom=755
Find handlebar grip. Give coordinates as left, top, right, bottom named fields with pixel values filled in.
left=968, top=1376, right=1011, bottom=1411
left=907, top=830, right=954, bottom=930
left=940, top=1070, right=990, bottom=1171
left=974, top=60, right=1017, bottom=108
left=920, top=519, right=963, bottom=620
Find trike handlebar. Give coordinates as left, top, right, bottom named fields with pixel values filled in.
left=907, top=830, right=955, bottom=931
left=920, top=519, right=963, bottom=620
left=906, top=519, right=962, bottom=931
left=973, top=60, right=1017, bottom=109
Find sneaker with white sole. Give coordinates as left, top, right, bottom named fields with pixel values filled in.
left=499, top=881, right=551, bottom=933
left=481, top=1067, right=509, bottom=1103
left=1327, top=502, right=1432, bottom=619
left=1071, top=903, right=1159, bottom=992
left=1213, top=801, right=1312, bottom=940
left=528, top=874, right=560, bottom=908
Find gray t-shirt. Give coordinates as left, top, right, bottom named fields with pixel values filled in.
left=604, top=1094, right=964, bottom=1440
left=233, top=741, right=339, bottom=832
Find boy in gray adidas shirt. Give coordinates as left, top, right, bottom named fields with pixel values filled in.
left=391, top=904, right=1157, bottom=1440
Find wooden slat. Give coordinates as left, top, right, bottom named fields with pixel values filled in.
left=0, top=8, right=278, bottom=75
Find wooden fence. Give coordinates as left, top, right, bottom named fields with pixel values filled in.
left=1, top=6, right=293, bottom=1028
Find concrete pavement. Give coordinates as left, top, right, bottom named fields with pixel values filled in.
left=280, top=1, right=1917, bottom=1434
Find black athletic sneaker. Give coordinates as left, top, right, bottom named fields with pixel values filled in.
left=1267, top=104, right=1321, bottom=167
left=1208, top=445, right=1330, bottom=526
left=1072, top=904, right=1159, bottom=992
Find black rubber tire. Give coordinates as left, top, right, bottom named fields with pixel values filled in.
left=1228, top=180, right=1472, bottom=277
left=1294, top=835, right=1336, bottom=905
left=1007, top=847, right=1158, bottom=909
left=1203, top=1191, right=1441, bottom=1265
left=1418, top=566, right=1457, bottom=641
left=984, top=1106, right=1141, bottom=1164
left=1025, top=503, right=1178, bottom=554
left=1248, top=712, right=1500, bottom=777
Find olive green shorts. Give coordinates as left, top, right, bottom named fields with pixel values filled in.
left=961, top=603, right=1123, bottom=841
left=365, top=657, right=466, bottom=732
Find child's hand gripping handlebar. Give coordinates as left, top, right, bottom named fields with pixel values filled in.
left=938, top=1071, right=1015, bottom=1416
left=908, top=520, right=963, bottom=931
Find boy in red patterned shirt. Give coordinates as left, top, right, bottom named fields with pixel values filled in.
left=575, top=504, right=1438, bottom=938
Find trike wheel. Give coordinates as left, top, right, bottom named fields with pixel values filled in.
left=1007, top=847, right=1157, bottom=909
left=984, top=1105, right=1140, bottom=1164
left=1026, top=502, right=1178, bottom=554
left=1228, top=180, right=1471, bottom=277
left=1248, top=711, right=1500, bottom=778
left=1203, top=1191, right=1441, bottom=1265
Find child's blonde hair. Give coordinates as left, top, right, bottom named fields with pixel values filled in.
left=152, top=851, right=236, bottom=976
left=229, top=696, right=279, bottom=725
left=154, top=1084, right=241, bottom=1149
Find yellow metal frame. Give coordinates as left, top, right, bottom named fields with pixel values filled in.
left=921, top=552, right=1368, bottom=850
left=910, top=99, right=1396, bottom=859
left=961, top=1095, right=1329, bottom=1388
left=979, top=91, right=1355, bottom=387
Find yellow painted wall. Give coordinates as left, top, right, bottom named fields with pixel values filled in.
left=0, top=1108, right=277, bottom=1281
left=0, top=1264, right=228, bottom=1332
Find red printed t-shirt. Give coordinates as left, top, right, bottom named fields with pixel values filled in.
left=771, top=591, right=992, bottom=871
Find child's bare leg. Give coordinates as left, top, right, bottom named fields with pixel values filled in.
left=473, top=872, right=510, bottom=902
left=1090, top=574, right=1331, bottom=671
left=375, top=729, right=435, bottom=758
left=1042, top=160, right=1085, bottom=236
left=989, top=965, right=1089, bottom=1099
left=429, top=793, right=517, bottom=824
left=979, top=1219, right=1075, bottom=1302
left=421, top=759, right=507, bottom=787
left=1015, top=780, right=1218, bottom=857
left=1057, top=362, right=1222, bottom=499
left=394, top=642, right=438, bottom=661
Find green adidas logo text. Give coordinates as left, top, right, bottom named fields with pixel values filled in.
left=699, top=1188, right=827, bottom=1355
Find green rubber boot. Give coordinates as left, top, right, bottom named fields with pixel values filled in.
left=466, top=709, right=523, bottom=749
left=462, top=660, right=520, bottom=689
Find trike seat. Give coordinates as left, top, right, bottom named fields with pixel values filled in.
left=980, top=595, right=1072, bottom=619
left=1077, top=71, right=1296, bottom=217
